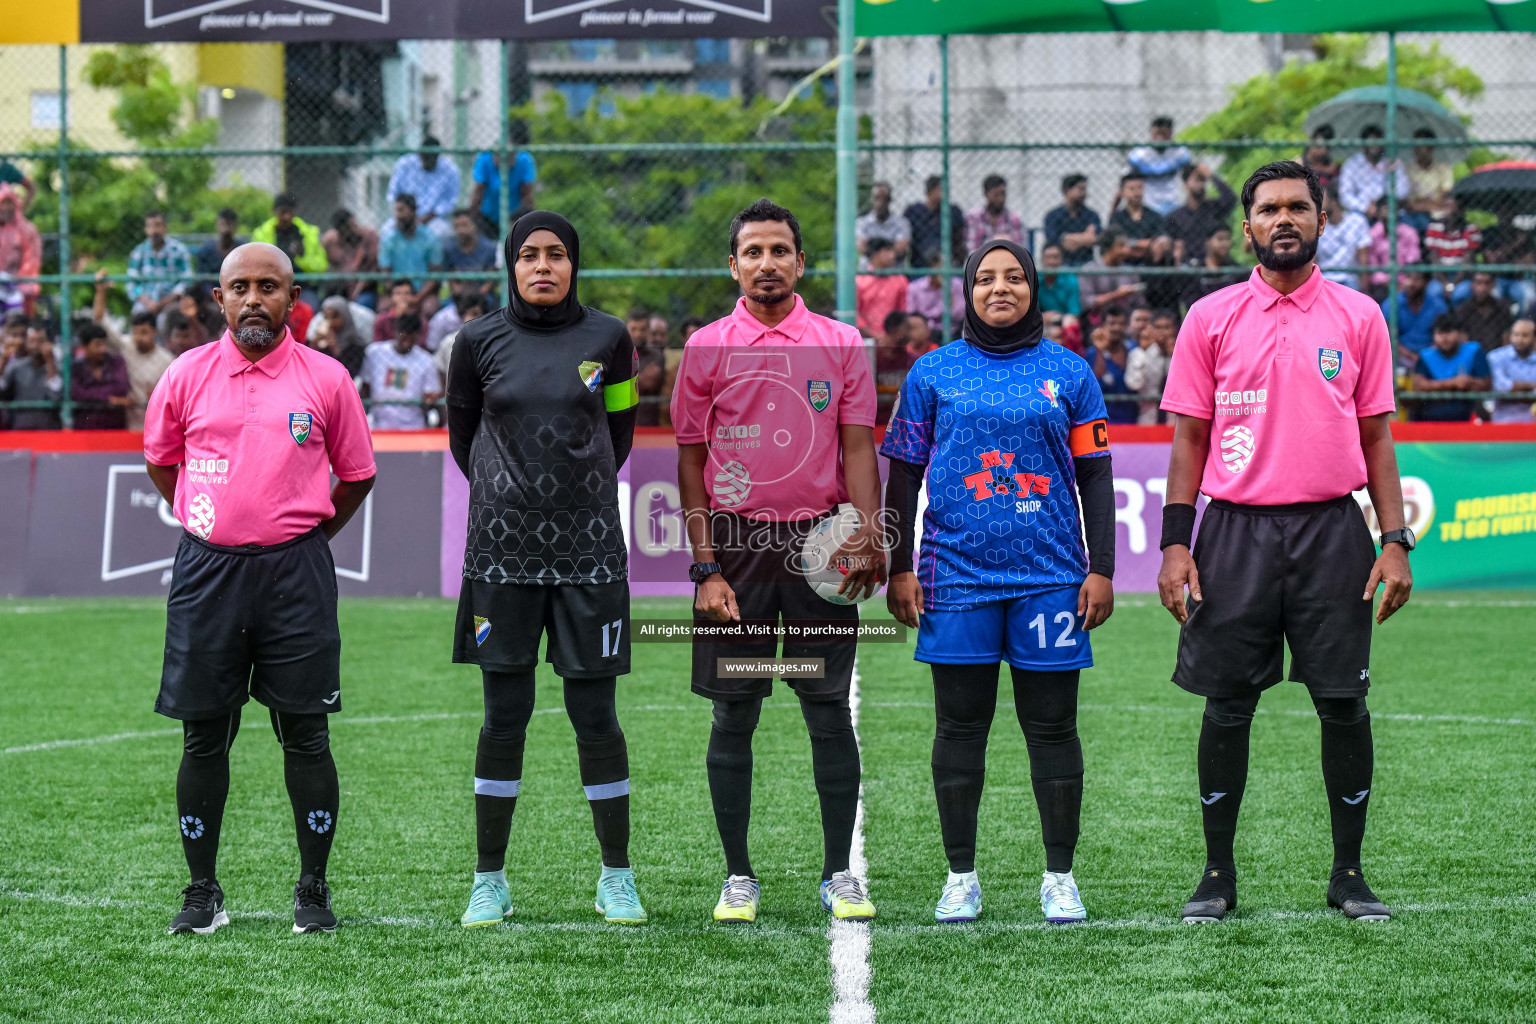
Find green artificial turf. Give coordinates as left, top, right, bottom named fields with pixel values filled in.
left=1, top=594, right=1532, bottom=1023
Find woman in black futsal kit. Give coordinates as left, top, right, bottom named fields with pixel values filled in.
left=446, top=211, right=645, bottom=926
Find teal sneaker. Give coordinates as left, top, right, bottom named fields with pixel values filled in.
left=595, top=866, right=648, bottom=925
left=461, top=871, right=512, bottom=928
left=935, top=871, right=982, bottom=924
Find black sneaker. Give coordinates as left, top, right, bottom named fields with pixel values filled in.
left=293, top=876, right=338, bottom=934
left=168, top=879, right=228, bottom=935
left=1181, top=869, right=1237, bottom=924
left=1328, top=869, right=1391, bottom=922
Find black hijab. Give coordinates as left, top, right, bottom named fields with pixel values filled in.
left=962, top=239, right=1043, bottom=355
left=505, top=210, right=584, bottom=331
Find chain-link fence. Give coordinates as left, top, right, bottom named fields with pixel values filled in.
left=0, top=38, right=850, bottom=426
left=2, top=33, right=1535, bottom=426
left=857, top=31, right=1536, bottom=421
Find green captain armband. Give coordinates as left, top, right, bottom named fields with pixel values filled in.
left=604, top=377, right=639, bottom=413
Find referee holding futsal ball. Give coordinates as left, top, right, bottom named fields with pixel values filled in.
left=673, top=199, right=885, bottom=926
left=144, top=243, right=376, bottom=936
left=1157, top=162, right=1412, bottom=925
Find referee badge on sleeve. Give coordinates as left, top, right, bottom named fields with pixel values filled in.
left=289, top=412, right=312, bottom=445
left=1319, top=348, right=1342, bottom=382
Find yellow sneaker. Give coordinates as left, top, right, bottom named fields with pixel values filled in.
left=820, top=871, right=876, bottom=921
left=712, top=875, right=760, bottom=924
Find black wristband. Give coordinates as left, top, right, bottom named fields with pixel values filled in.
left=1159, top=502, right=1198, bottom=551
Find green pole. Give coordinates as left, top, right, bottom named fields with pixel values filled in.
left=499, top=40, right=511, bottom=240
left=939, top=36, right=953, bottom=343
left=1385, top=33, right=1401, bottom=355
left=834, top=0, right=857, bottom=326
left=57, top=45, right=72, bottom=429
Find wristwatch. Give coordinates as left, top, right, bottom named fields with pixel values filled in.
left=1379, top=527, right=1416, bottom=552
left=688, top=561, right=722, bottom=584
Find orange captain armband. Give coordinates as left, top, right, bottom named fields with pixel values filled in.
left=1069, top=419, right=1111, bottom=456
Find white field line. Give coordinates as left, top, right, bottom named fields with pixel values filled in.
left=8, top=696, right=1530, bottom=758
left=828, top=661, right=875, bottom=1024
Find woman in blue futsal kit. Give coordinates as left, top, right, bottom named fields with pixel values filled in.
left=880, top=239, right=1118, bottom=924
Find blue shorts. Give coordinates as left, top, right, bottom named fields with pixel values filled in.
left=915, top=587, right=1093, bottom=670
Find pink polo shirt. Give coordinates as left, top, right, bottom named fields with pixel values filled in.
left=144, top=329, right=376, bottom=546
left=671, top=295, right=876, bottom=522
left=1161, top=265, right=1395, bottom=505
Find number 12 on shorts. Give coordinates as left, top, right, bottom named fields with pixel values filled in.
left=1028, top=611, right=1078, bottom=649
left=599, top=619, right=623, bottom=658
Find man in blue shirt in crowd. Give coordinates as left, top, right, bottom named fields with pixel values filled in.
left=1381, top=271, right=1448, bottom=368
left=1411, top=313, right=1490, bottom=422
left=470, top=119, right=537, bottom=240
left=1488, top=318, right=1536, bottom=423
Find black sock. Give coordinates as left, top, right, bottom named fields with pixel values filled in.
left=272, top=711, right=338, bottom=882
left=177, top=712, right=240, bottom=883
left=578, top=741, right=631, bottom=869
left=1198, top=696, right=1257, bottom=876
left=474, top=730, right=525, bottom=872
left=1014, top=668, right=1083, bottom=874
left=476, top=669, right=536, bottom=873
left=931, top=663, right=997, bottom=875
left=1316, top=697, right=1373, bottom=875
left=802, top=698, right=860, bottom=881
left=706, top=699, right=760, bottom=878
left=565, top=677, right=630, bottom=869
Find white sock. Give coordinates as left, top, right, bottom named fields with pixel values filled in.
left=475, top=868, right=507, bottom=885
left=946, top=870, right=978, bottom=888
left=1043, top=869, right=1076, bottom=885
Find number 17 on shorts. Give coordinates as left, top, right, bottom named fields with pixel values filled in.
left=915, top=586, right=1094, bottom=670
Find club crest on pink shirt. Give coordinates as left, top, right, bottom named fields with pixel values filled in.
left=289, top=412, right=312, bottom=445
left=807, top=379, right=830, bottom=412
left=1319, top=348, right=1342, bottom=381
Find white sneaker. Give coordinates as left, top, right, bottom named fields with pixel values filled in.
left=1040, top=870, right=1086, bottom=923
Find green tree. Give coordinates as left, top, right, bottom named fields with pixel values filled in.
left=517, top=87, right=837, bottom=321
left=28, top=46, right=270, bottom=294
left=1181, top=34, right=1489, bottom=242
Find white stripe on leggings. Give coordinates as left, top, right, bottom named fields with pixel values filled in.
left=582, top=779, right=630, bottom=801
left=474, top=777, right=520, bottom=798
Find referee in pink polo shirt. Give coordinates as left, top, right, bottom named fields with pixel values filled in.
left=144, top=243, right=376, bottom=936
left=1157, top=162, right=1413, bottom=925
left=672, top=199, right=885, bottom=925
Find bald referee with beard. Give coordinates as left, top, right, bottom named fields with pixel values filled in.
left=1158, top=162, right=1412, bottom=924
left=144, top=243, right=376, bottom=935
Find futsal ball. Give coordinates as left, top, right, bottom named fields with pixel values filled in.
left=1219, top=425, right=1255, bottom=474
left=799, top=503, right=877, bottom=606
left=712, top=461, right=752, bottom=508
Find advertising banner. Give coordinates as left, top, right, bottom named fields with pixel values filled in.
left=78, top=0, right=832, bottom=43
left=15, top=451, right=441, bottom=597
left=1375, top=443, right=1536, bottom=589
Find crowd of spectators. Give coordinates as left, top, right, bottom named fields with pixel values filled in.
left=0, top=134, right=526, bottom=431
left=848, top=115, right=1536, bottom=424
left=3, top=118, right=1535, bottom=429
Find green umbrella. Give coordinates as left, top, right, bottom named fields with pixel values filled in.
left=1304, top=86, right=1469, bottom=160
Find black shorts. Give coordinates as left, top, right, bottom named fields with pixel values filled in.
left=454, top=578, right=631, bottom=678
left=1173, top=495, right=1376, bottom=700
left=691, top=511, right=858, bottom=704
left=156, top=527, right=341, bottom=721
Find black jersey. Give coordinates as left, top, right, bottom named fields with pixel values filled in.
left=447, top=305, right=638, bottom=585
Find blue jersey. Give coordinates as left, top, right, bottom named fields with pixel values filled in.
left=880, top=339, right=1110, bottom=610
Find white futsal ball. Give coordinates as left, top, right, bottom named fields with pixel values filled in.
left=799, top=503, right=876, bottom=606
left=1219, top=425, right=1255, bottom=474
left=712, top=460, right=752, bottom=508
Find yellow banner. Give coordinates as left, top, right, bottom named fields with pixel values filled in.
left=4, top=1, right=79, bottom=44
